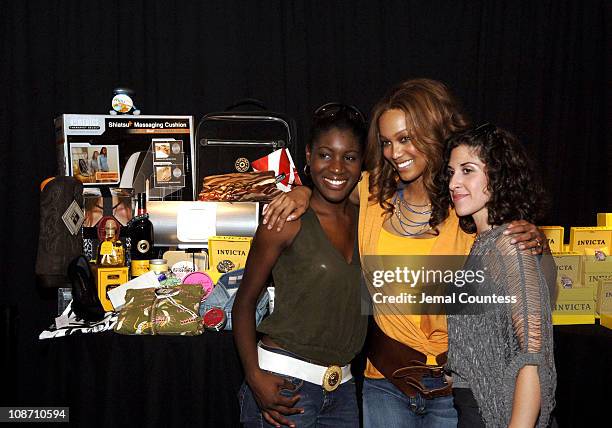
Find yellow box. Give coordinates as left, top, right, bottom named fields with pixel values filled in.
left=601, top=313, right=612, bottom=330
left=553, top=252, right=583, bottom=288
left=540, top=226, right=564, bottom=253
left=552, top=313, right=596, bottom=325
left=583, top=258, right=612, bottom=273
left=583, top=259, right=612, bottom=290
left=596, top=279, right=612, bottom=315
left=552, top=286, right=595, bottom=325
left=555, top=286, right=594, bottom=301
left=597, top=213, right=612, bottom=227
left=94, top=266, right=129, bottom=311
left=569, top=226, right=612, bottom=255
left=207, top=235, right=253, bottom=283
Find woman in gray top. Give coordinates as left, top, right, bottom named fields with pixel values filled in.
left=437, top=124, right=556, bottom=427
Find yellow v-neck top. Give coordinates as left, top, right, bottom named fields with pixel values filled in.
left=378, top=227, right=437, bottom=255
left=358, top=173, right=475, bottom=379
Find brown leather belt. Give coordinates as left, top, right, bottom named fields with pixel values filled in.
left=366, top=318, right=452, bottom=399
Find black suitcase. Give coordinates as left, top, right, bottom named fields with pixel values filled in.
left=195, top=99, right=297, bottom=190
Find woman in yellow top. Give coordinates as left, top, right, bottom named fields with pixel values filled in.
left=265, top=78, right=544, bottom=427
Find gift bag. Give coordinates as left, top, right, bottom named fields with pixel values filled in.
left=115, top=284, right=203, bottom=335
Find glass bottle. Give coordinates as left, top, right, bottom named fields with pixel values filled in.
left=129, top=193, right=155, bottom=277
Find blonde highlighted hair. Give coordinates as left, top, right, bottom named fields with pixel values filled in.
left=365, top=78, right=471, bottom=229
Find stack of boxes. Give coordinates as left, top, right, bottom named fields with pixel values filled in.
left=545, top=215, right=612, bottom=326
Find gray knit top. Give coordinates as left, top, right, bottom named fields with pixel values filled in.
left=447, top=224, right=556, bottom=428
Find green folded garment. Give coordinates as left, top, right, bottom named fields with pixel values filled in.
left=115, top=284, right=204, bottom=335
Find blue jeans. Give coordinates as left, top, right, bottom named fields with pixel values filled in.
left=363, top=377, right=457, bottom=428
left=239, top=377, right=358, bottom=427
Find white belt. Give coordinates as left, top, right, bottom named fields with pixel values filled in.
left=257, top=344, right=352, bottom=391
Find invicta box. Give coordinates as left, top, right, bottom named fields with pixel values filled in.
left=207, top=236, right=253, bottom=283
left=596, top=279, right=612, bottom=315
left=569, top=226, right=612, bottom=255
left=582, top=257, right=612, bottom=301
left=552, top=286, right=595, bottom=325
left=597, top=213, right=612, bottom=227
left=552, top=252, right=583, bottom=289
left=540, top=226, right=564, bottom=253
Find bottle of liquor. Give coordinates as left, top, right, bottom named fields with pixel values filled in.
left=97, top=219, right=125, bottom=267
left=129, top=193, right=155, bottom=277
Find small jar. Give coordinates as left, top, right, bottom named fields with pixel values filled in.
left=149, top=258, right=168, bottom=275
left=203, top=307, right=227, bottom=332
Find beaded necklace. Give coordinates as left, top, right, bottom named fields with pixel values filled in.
left=390, top=188, right=432, bottom=237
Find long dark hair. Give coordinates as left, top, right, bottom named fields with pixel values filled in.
left=435, top=124, right=547, bottom=234
left=364, top=78, right=471, bottom=230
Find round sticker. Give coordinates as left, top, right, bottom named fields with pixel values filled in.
left=136, top=239, right=151, bottom=254
left=234, top=157, right=250, bottom=172
left=111, top=94, right=134, bottom=113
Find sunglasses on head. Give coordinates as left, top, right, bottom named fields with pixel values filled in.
left=313, top=102, right=366, bottom=125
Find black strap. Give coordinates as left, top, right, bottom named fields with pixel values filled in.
left=100, top=187, right=113, bottom=217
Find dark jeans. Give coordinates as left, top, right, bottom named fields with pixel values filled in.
left=452, top=388, right=485, bottom=428
left=239, top=345, right=359, bottom=427
left=239, top=377, right=358, bottom=427
left=362, top=377, right=457, bottom=428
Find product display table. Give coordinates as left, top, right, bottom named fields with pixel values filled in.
left=38, top=331, right=244, bottom=427
left=36, top=324, right=611, bottom=427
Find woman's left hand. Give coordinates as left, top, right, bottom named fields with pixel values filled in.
left=504, top=220, right=547, bottom=254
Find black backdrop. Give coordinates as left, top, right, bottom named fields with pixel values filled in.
left=1, top=0, right=610, bottom=411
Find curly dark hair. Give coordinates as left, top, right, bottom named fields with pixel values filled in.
left=434, top=124, right=548, bottom=234
left=364, top=78, right=471, bottom=230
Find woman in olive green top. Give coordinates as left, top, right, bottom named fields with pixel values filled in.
left=233, top=103, right=368, bottom=427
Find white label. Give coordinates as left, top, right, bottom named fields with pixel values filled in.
left=177, top=202, right=217, bottom=242
left=267, top=286, right=275, bottom=314
left=107, top=271, right=160, bottom=311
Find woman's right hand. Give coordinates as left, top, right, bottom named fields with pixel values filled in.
left=262, top=186, right=312, bottom=232
left=247, top=369, right=303, bottom=427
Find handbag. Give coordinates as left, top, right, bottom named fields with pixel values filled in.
left=199, top=269, right=269, bottom=330
left=195, top=98, right=297, bottom=182
left=115, top=284, right=204, bottom=335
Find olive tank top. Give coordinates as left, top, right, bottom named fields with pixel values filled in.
left=257, top=207, right=367, bottom=366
